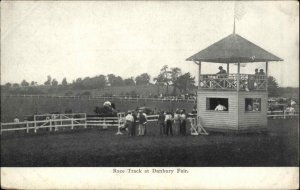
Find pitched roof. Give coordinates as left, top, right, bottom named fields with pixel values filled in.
left=186, top=33, right=283, bottom=63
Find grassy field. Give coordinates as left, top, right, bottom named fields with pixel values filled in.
left=1, top=118, right=298, bottom=167
left=1, top=96, right=195, bottom=122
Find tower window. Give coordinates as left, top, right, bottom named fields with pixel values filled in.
left=245, top=98, right=261, bottom=111
left=206, top=98, right=228, bottom=111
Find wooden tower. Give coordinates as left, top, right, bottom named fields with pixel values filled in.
left=186, top=33, right=282, bottom=132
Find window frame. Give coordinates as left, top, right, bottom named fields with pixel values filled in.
left=245, top=98, right=261, bottom=112
left=206, top=97, right=229, bottom=112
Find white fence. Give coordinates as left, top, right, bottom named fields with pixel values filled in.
left=86, top=114, right=159, bottom=128
left=1, top=94, right=197, bottom=103
left=267, top=110, right=299, bottom=119
left=1, top=113, right=160, bottom=135
left=1, top=113, right=87, bottom=135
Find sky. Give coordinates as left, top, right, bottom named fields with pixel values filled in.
left=1, top=1, right=299, bottom=87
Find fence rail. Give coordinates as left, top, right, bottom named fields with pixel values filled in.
left=267, top=110, right=299, bottom=119
left=1, top=114, right=87, bottom=135
left=1, top=94, right=197, bottom=103
left=1, top=113, right=160, bottom=135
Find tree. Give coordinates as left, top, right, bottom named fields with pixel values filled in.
left=72, top=77, right=84, bottom=89
left=107, top=74, right=124, bottom=87
left=30, top=81, right=37, bottom=86
left=52, top=79, right=58, bottom=86
left=124, top=77, right=135, bottom=86
left=135, top=73, right=151, bottom=85
left=170, top=67, right=182, bottom=95
left=154, top=65, right=172, bottom=94
left=62, top=78, right=68, bottom=86
left=82, top=75, right=107, bottom=89
left=44, top=75, right=52, bottom=85
left=5, top=83, right=12, bottom=88
left=12, top=83, right=20, bottom=88
left=268, top=76, right=280, bottom=96
left=21, top=80, right=29, bottom=87
left=176, top=72, right=195, bottom=94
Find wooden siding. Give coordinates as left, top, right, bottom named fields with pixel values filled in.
left=197, top=90, right=268, bottom=131
left=197, top=91, right=239, bottom=130
left=237, top=92, right=268, bottom=129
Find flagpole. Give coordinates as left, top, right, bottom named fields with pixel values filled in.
left=233, top=2, right=236, bottom=34
left=233, top=17, right=236, bottom=34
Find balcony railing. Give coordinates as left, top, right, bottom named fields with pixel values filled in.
left=199, top=74, right=267, bottom=91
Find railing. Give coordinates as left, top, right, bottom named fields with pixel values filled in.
left=267, top=110, right=299, bottom=119
left=1, top=113, right=160, bottom=135
left=1, top=113, right=87, bottom=135
left=1, top=94, right=197, bottom=103
left=86, top=114, right=159, bottom=128
left=199, top=74, right=267, bottom=91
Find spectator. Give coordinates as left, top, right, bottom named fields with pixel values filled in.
left=216, top=66, right=227, bottom=76
left=192, top=106, right=197, bottom=114
left=13, top=116, right=20, bottom=123
left=158, top=111, right=166, bottom=135
left=180, top=109, right=187, bottom=135
left=132, top=111, right=137, bottom=136
left=254, top=68, right=259, bottom=77
left=290, top=99, right=296, bottom=107
left=247, top=104, right=253, bottom=111
left=215, top=102, right=227, bottom=111
left=138, top=110, right=147, bottom=136
left=165, top=112, right=173, bottom=136
left=173, top=109, right=180, bottom=135
left=259, top=69, right=265, bottom=75
left=125, top=111, right=134, bottom=136
left=285, top=106, right=295, bottom=118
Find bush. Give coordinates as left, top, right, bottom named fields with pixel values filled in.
left=65, top=91, right=73, bottom=96
left=81, top=91, right=91, bottom=96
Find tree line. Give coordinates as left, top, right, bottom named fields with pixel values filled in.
left=2, top=65, right=196, bottom=95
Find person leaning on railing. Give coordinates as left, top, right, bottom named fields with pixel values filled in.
left=216, top=66, right=227, bottom=88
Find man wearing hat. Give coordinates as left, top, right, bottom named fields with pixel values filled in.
left=125, top=111, right=134, bottom=136
left=216, top=66, right=227, bottom=75
left=216, top=66, right=227, bottom=87
left=138, top=110, right=147, bottom=136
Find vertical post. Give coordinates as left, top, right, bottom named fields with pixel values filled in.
left=198, top=61, right=201, bottom=89
left=237, top=63, right=240, bottom=91
left=60, top=115, right=63, bottom=129
left=71, top=118, right=74, bottom=130
left=266, top=61, right=268, bottom=91
left=26, top=121, right=29, bottom=133
left=0, top=123, right=2, bottom=135
left=84, top=113, right=87, bottom=128
left=34, top=120, right=37, bottom=133
left=227, top=63, right=229, bottom=74
left=49, top=119, right=52, bottom=132
left=54, top=115, right=58, bottom=132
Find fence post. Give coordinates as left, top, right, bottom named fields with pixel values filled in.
left=84, top=114, right=87, bottom=128
left=283, top=110, right=286, bottom=119
left=103, top=119, right=107, bottom=129
left=0, top=123, right=2, bottom=135
left=34, top=120, right=37, bottom=133
left=60, top=115, right=63, bottom=130
left=71, top=118, right=74, bottom=130
left=49, top=119, right=52, bottom=131
left=26, top=121, right=29, bottom=133
left=54, top=116, right=58, bottom=131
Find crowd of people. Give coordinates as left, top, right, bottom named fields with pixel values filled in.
left=121, top=110, right=148, bottom=136
left=120, top=108, right=188, bottom=136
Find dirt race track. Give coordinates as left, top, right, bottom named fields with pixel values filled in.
left=1, top=119, right=298, bottom=166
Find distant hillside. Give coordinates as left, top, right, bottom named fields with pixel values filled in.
left=277, top=87, right=299, bottom=101
left=1, top=84, right=179, bottom=97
